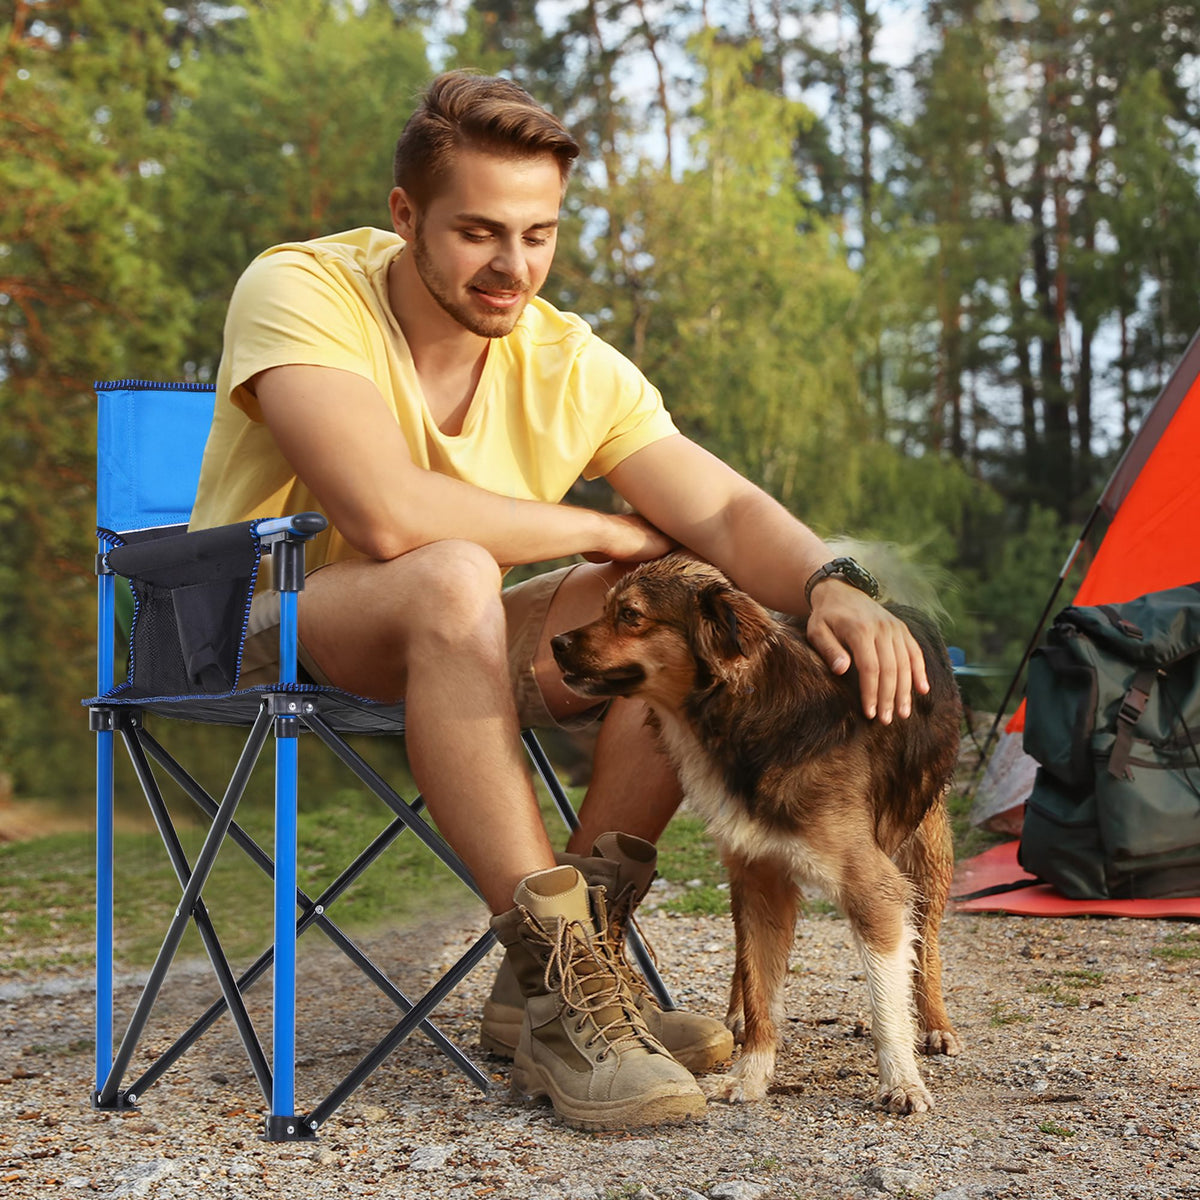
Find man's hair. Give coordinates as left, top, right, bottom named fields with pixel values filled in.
left=393, top=71, right=580, bottom=207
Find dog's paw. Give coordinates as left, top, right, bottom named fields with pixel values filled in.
left=921, top=1027, right=963, bottom=1057
left=700, top=1071, right=769, bottom=1104
left=876, top=1080, right=934, bottom=1116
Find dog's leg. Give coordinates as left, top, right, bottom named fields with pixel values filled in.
left=895, top=801, right=962, bottom=1057
left=841, top=851, right=933, bottom=1115
left=725, top=956, right=745, bottom=1044
left=703, top=853, right=799, bottom=1103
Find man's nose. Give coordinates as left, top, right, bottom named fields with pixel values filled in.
left=490, top=237, right=526, bottom=281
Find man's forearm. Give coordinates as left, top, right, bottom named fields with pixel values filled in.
left=353, top=463, right=663, bottom=568
left=687, top=487, right=832, bottom=616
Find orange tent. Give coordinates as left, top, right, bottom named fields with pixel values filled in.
left=973, top=330, right=1200, bottom=830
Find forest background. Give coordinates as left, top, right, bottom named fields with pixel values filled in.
left=1, top=0, right=1199, bottom=808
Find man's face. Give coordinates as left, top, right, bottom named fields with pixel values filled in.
left=393, top=148, right=563, bottom=338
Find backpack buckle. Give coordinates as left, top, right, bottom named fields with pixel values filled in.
left=1118, top=686, right=1150, bottom=726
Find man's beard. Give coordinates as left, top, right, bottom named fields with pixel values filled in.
left=410, top=233, right=530, bottom=338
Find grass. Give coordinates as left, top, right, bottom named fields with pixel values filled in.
left=0, top=756, right=735, bottom=975
left=1027, top=968, right=1105, bottom=1007
left=1038, top=1119, right=1076, bottom=1139
left=988, top=1001, right=1032, bottom=1027
left=0, top=783, right=484, bottom=975
left=655, top=814, right=729, bottom=916
left=1, top=718, right=987, bottom=972
left=1153, top=930, right=1200, bottom=961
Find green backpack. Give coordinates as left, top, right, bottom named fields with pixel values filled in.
left=1019, top=583, right=1200, bottom=899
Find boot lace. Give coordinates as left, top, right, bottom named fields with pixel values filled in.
left=529, top=914, right=656, bottom=1058
left=605, top=888, right=662, bottom=1010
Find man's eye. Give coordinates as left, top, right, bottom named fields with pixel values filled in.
left=524, top=236, right=549, bottom=248
left=461, top=231, right=489, bottom=243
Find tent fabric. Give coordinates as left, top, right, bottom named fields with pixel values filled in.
left=952, top=841, right=1200, bottom=918
left=970, top=334, right=1200, bottom=833
left=1002, top=331, right=1200, bottom=741
left=969, top=731, right=1036, bottom=834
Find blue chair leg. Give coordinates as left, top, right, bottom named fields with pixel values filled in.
left=93, top=561, right=116, bottom=1105
left=95, top=722, right=115, bottom=1100
left=267, top=583, right=310, bottom=1140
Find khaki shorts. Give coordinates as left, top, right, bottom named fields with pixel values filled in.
left=238, top=563, right=595, bottom=730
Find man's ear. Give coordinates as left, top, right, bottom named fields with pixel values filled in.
left=389, top=187, right=418, bottom=240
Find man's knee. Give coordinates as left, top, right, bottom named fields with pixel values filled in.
left=398, top=539, right=505, bottom=646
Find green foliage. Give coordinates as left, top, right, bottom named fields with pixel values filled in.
left=156, top=0, right=430, bottom=374
left=0, top=2, right=193, bottom=799
left=0, top=0, right=428, bottom=801
left=969, top=503, right=1077, bottom=669
left=3, top=1, right=1199, bottom=805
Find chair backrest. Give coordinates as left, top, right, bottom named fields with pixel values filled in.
left=96, top=381, right=216, bottom=533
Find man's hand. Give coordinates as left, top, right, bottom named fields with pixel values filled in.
left=804, top=581, right=930, bottom=723
left=582, top=513, right=676, bottom=565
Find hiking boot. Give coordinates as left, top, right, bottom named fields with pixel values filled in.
left=491, top=864, right=705, bottom=1131
left=481, top=833, right=733, bottom=1073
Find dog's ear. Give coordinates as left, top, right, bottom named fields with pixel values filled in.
left=695, top=582, right=771, bottom=685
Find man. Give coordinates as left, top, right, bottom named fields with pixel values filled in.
left=191, top=71, right=928, bottom=1131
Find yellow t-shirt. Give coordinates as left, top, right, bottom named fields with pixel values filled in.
left=190, top=227, right=677, bottom=571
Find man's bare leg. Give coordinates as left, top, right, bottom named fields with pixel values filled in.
left=502, top=560, right=733, bottom=1076
left=569, top=697, right=684, bottom=852
left=297, top=540, right=555, bottom=913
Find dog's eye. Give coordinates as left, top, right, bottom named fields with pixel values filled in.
left=617, top=605, right=643, bottom=627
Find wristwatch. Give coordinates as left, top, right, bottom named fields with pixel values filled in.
left=804, top=556, right=880, bottom=607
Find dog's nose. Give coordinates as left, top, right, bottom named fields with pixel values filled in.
left=550, top=632, right=572, bottom=659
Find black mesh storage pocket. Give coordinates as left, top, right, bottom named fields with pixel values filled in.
left=127, top=582, right=193, bottom=696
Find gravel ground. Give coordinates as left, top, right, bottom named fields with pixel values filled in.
left=2, top=880, right=1199, bottom=1200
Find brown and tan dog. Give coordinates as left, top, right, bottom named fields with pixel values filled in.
left=551, top=553, right=963, bottom=1114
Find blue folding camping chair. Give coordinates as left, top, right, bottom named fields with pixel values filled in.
left=86, top=379, right=671, bottom=1139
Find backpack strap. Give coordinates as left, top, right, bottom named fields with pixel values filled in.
left=952, top=878, right=1043, bottom=903
left=1108, top=667, right=1158, bottom=780
left=1096, top=604, right=1144, bottom=641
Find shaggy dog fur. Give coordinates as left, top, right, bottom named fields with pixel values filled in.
left=551, top=552, right=963, bottom=1114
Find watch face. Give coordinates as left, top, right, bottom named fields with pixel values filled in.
left=832, top=557, right=879, bottom=598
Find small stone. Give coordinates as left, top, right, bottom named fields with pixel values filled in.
left=110, top=1159, right=175, bottom=1197
left=409, top=1144, right=453, bottom=1172
left=603, top=1138, right=656, bottom=1160
left=863, top=1164, right=926, bottom=1195
left=710, top=1183, right=771, bottom=1200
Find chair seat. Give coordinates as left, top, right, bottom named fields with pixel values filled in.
left=90, top=682, right=408, bottom=735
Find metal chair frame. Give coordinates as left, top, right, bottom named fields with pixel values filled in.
left=88, top=381, right=670, bottom=1140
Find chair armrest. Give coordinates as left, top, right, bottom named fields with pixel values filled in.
left=104, top=522, right=258, bottom=588
left=254, top=513, right=328, bottom=541
left=102, top=513, right=327, bottom=588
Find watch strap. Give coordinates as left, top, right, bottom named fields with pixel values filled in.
left=804, top=557, right=880, bottom=607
